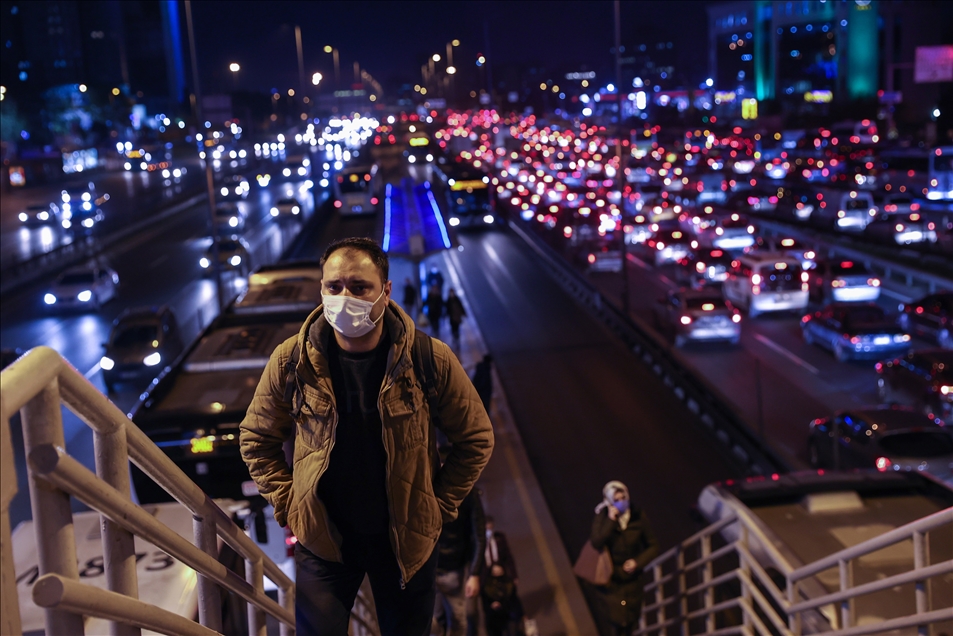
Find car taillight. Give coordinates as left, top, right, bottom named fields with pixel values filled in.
left=285, top=529, right=298, bottom=558
left=371, top=197, right=379, bottom=205
left=850, top=336, right=861, bottom=344
left=867, top=278, right=880, bottom=287
left=588, top=254, right=596, bottom=263
left=832, top=280, right=846, bottom=288
left=732, top=313, right=741, bottom=323
left=751, top=274, right=762, bottom=285
left=801, top=271, right=809, bottom=283
left=334, top=200, right=342, bottom=208
left=875, top=456, right=892, bottom=472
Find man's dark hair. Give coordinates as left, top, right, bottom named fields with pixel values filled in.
left=321, top=237, right=389, bottom=283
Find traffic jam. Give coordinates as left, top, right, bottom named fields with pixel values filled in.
left=432, top=109, right=952, bottom=482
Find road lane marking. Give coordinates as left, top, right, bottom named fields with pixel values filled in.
left=442, top=248, right=582, bottom=635
left=658, top=274, right=675, bottom=287
left=150, top=254, right=169, bottom=268
left=84, top=362, right=101, bottom=379
left=753, top=333, right=820, bottom=375
left=626, top=252, right=652, bottom=271
left=879, top=287, right=914, bottom=303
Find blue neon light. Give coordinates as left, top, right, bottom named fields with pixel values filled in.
left=383, top=182, right=393, bottom=252
left=424, top=185, right=452, bottom=249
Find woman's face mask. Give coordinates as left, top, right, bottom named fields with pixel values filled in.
left=612, top=499, right=629, bottom=514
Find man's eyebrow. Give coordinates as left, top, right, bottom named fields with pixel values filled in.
left=322, top=277, right=372, bottom=285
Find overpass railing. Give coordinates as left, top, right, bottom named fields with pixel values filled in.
left=633, top=506, right=953, bottom=636
left=0, top=346, right=376, bottom=635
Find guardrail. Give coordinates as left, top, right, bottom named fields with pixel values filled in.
left=633, top=505, right=953, bottom=635
left=507, top=217, right=788, bottom=477
left=0, top=346, right=297, bottom=635
left=755, top=219, right=953, bottom=295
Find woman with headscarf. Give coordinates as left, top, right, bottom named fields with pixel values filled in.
left=590, top=481, right=660, bottom=636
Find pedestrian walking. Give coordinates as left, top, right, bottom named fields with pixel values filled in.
left=426, top=286, right=445, bottom=337
left=471, top=515, right=524, bottom=636
left=403, top=276, right=419, bottom=318
left=481, top=562, right=521, bottom=636
left=588, top=481, right=659, bottom=636
left=471, top=354, right=493, bottom=412
left=427, top=266, right=445, bottom=294
left=445, top=288, right=466, bottom=342
left=239, top=237, right=494, bottom=636
left=432, top=486, right=486, bottom=636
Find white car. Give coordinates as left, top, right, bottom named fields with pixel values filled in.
left=44, top=264, right=119, bottom=310
left=270, top=197, right=303, bottom=218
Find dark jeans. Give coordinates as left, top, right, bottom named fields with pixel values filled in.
left=295, top=533, right=438, bottom=636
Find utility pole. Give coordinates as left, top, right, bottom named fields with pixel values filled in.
left=184, top=0, right=225, bottom=313
left=295, top=25, right=306, bottom=104
left=614, top=0, right=629, bottom=316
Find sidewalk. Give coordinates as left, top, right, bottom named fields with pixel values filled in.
left=390, top=253, right=598, bottom=636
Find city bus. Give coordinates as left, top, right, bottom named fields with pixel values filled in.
left=927, top=146, right=953, bottom=201
left=333, top=164, right=380, bottom=215
left=434, top=160, right=497, bottom=228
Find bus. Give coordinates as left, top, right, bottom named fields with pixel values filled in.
left=434, top=160, right=497, bottom=228
left=333, top=164, right=380, bottom=215
left=927, top=146, right=953, bottom=201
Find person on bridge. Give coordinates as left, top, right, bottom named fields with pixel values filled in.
left=426, top=285, right=445, bottom=337
left=403, top=276, right=419, bottom=319
left=240, top=237, right=494, bottom=636
left=445, top=287, right=467, bottom=342
left=589, top=481, right=660, bottom=636
left=431, top=484, right=486, bottom=636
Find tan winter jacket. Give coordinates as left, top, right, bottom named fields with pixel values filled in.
left=239, top=300, right=494, bottom=583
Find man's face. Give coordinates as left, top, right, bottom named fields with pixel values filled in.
left=322, top=249, right=391, bottom=319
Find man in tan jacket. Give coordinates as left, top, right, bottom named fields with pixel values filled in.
left=240, top=237, right=494, bottom=636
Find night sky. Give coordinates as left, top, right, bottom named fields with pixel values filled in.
left=192, top=1, right=712, bottom=94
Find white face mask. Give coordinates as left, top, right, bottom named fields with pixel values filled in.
left=322, top=289, right=386, bottom=338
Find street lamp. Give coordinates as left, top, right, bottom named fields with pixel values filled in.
left=323, top=45, right=340, bottom=88
left=228, top=62, right=240, bottom=91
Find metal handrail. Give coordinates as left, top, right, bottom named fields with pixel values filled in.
left=634, top=500, right=953, bottom=636
left=0, top=346, right=296, bottom=635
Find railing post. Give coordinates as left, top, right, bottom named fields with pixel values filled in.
left=787, top=576, right=801, bottom=635
left=94, top=425, right=140, bottom=636
left=912, top=530, right=929, bottom=636
left=676, top=546, right=687, bottom=635
left=246, top=555, right=265, bottom=636
left=739, top=523, right=752, bottom=632
left=1, top=414, right=22, bottom=636
left=279, top=582, right=294, bottom=636
left=838, top=558, right=854, bottom=629
left=193, top=513, right=223, bottom=632
left=702, top=533, right=714, bottom=634
left=654, top=561, right=665, bottom=632
left=21, top=380, right=85, bottom=635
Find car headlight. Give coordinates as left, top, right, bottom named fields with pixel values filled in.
left=298, top=167, right=307, bottom=176
left=893, top=334, right=911, bottom=343
left=62, top=220, right=72, bottom=229
left=283, top=168, right=291, bottom=177
left=19, top=213, right=28, bottom=222
left=199, top=257, right=210, bottom=268
left=77, top=290, right=92, bottom=302
left=38, top=211, right=49, bottom=221
left=271, top=207, right=279, bottom=216
left=124, top=162, right=132, bottom=171
left=229, top=217, right=239, bottom=227
left=483, top=214, right=494, bottom=224
left=408, top=155, right=416, bottom=163
left=82, top=218, right=95, bottom=228
left=143, top=352, right=162, bottom=367
left=449, top=217, right=460, bottom=226
left=292, top=206, right=300, bottom=214
left=230, top=255, right=242, bottom=266
left=100, top=356, right=115, bottom=371
left=82, top=201, right=92, bottom=211
left=44, top=293, right=57, bottom=305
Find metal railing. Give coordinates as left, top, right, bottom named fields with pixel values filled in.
left=634, top=505, right=953, bottom=636
left=1, top=346, right=298, bottom=635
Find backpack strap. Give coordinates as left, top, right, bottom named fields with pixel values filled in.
left=283, top=342, right=303, bottom=416
left=411, top=328, right=444, bottom=472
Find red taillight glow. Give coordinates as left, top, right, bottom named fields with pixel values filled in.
left=334, top=200, right=342, bottom=208
left=371, top=197, right=379, bottom=205
left=588, top=254, right=596, bottom=264
left=875, top=456, right=892, bottom=472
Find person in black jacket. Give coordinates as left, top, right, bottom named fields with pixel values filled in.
left=432, top=487, right=486, bottom=636
left=590, top=481, right=659, bottom=636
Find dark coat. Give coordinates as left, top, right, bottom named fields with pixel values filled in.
left=435, top=489, right=486, bottom=576
left=445, top=295, right=466, bottom=325
left=590, top=507, right=660, bottom=628
left=426, top=293, right=444, bottom=321
left=482, top=530, right=518, bottom=583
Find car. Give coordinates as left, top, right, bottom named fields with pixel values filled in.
left=200, top=236, right=251, bottom=276
left=644, top=228, right=696, bottom=266
left=576, top=235, right=623, bottom=273
left=898, top=291, right=953, bottom=349
left=801, top=303, right=912, bottom=361
left=218, top=175, right=250, bottom=201
left=807, top=259, right=881, bottom=303
left=807, top=406, right=953, bottom=487
left=44, top=263, right=120, bottom=311
left=864, top=212, right=937, bottom=245
left=876, top=349, right=953, bottom=423
left=722, top=252, right=809, bottom=317
left=875, top=193, right=921, bottom=216
left=750, top=236, right=817, bottom=270
left=18, top=203, right=61, bottom=227
left=675, top=247, right=734, bottom=287
left=100, top=306, right=185, bottom=393
left=270, top=196, right=303, bottom=219
left=213, top=202, right=245, bottom=234
left=61, top=204, right=104, bottom=234
left=695, top=212, right=757, bottom=251
left=248, top=259, right=322, bottom=286
left=654, top=289, right=742, bottom=347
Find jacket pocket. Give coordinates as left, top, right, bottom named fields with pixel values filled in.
left=295, top=385, right=333, bottom=451
left=383, top=390, right=427, bottom=450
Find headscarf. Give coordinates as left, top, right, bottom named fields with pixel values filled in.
left=594, top=480, right=631, bottom=530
